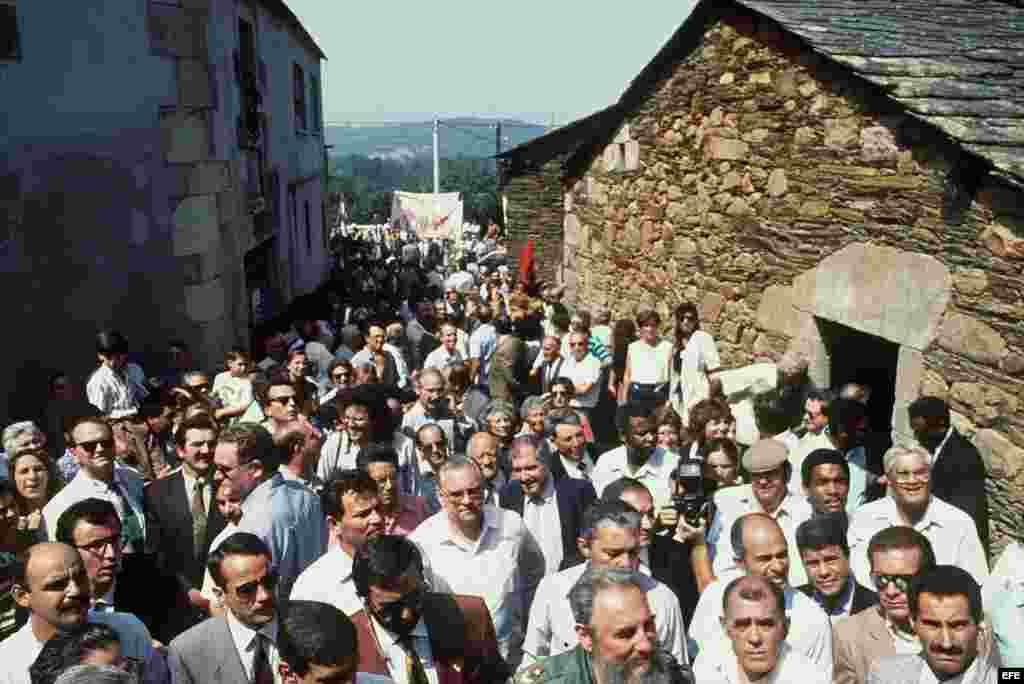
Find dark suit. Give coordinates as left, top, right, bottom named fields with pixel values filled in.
left=144, top=471, right=226, bottom=638
left=500, top=476, right=597, bottom=572
left=931, top=429, right=990, bottom=553
left=168, top=616, right=248, bottom=684
left=796, top=580, right=878, bottom=617
left=536, top=356, right=566, bottom=395
left=351, top=593, right=510, bottom=684
left=647, top=535, right=701, bottom=630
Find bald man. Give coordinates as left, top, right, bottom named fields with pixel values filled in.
left=689, top=514, right=832, bottom=675
left=1, top=543, right=167, bottom=684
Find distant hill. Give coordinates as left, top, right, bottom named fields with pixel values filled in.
left=325, top=117, right=549, bottom=161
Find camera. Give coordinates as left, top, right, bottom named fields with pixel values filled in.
left=671, top=458, right=708, bottom=528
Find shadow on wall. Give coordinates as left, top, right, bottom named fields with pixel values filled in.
left=2, top=153, right=168, bottom=423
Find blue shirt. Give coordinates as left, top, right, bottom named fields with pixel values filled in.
left=238, top=473, right=328, bottom=600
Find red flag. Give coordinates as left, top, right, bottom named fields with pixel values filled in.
left=519, top=239, right=535, bottom=290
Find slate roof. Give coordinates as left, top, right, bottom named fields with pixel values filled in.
left=502, top=0, right=1024, bottom=188
left=262, top=0, right=327, bottom=60
left=739, top=0, right=1024, bottom=186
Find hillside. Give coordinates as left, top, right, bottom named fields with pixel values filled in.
left=325, top=117, right=548, bottom=160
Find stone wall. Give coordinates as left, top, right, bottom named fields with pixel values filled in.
left=566, top=8, right=1024, bottom=554
left=501, top=158, right=564, bottom=289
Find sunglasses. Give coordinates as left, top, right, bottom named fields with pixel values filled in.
left=76, top=438, right=114, bottom=453
left=377, top=587, right=424, bottom=622
left=234, top=572, right=279, bottom=599
left=872, top=573, right=914, bottom=592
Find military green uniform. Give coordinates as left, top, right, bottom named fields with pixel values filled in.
left=513, top=647, right=594, bottom=684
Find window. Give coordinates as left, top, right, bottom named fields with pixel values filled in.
left=0, top=4, right=21, bottom=60
left=293, top=63, right=307, bottom=132
left=310, top=76, right=322, bottom=132
left=305, top=200, right=311, bottom=254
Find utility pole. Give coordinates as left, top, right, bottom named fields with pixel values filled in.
left=495, top=121, right=502, bottom=174
left=432, top=118, right=440, bottom=197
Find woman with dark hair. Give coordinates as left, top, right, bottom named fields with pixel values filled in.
left=655, top=406, right=684, bottom=456
left=669, top=302, right=720, bottom=427
left=619, top=308, right=673, bottom=410
left=1, top=479, right=26, bottom=641
left=9, top=448, right=60, bottom=542
left=29, top=622, right=129, bottom=684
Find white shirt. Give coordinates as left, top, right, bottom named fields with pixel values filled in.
left=408, top=505, right=546, bottom=664
left=318, top=431, right=363, bottom=482
left=848, top=495, right=989, bottom=587
left=689, top=569, right=832, bottom=677
left=304, top=340, right=335, bottom=382
left=983, top=541, right=1024, bottom=611
left=591, top=446, right=679, bottom=510
left=383, top=343, right=410, bottom=389
left=707, top=485, right=814, bottom=587
left=626, top=339, right=673, bottom=384
left=670, top=330, right=720, bottom=426
left=693, top=641, right=829, bottom=684
left=423, top=346, right=463, bottom=372
left=211, top=372, right=255, bottom=423
left=557, top=452, right=594, bottom=480
left=202, top=522, right=239, bottom=606
left=86, top=364, right=141, bottom=419
left=289, top=546, right=363, bottom=616
left=43, top=465, right=147, bottom=553
left=468, top=323, right=497, bottom=379
left=225, top=609, right=281, bottom=683
left=370, top=616, right=439, bottom=684
left=562, top=353, right=602, bottom=409
left=520, top=561, right=688, bottom=670
left=522, top=475, right=564, bottom=576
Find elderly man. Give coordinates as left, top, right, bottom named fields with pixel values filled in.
left=514, top=567, right=688, bottom=684
left=562, top=332, right=602, bottom=419
left=289, top=471, right=384, bottom=616
left=707, top=439, right=814, bottom=586
left=693, top=575, right=829, bottom=684
left=466, top=431, right=506, bottom=505
left=408, top=458, right=545, bottom=668
left=1, top=542, right=165, bottom=684
left=500, top=436, right=597, bottom=576
left=548, top=412, right=593, bottom=481
left=833, top=527, right=938, bottom=684
left=848, top=445, right=988, bottom=588
left=530, top=335, right=566, bottom=396
left=690, top=514, right=832, bottom=675
left=908, top=396, right=989, bottom=554
left=518, top=396, right=547, bottom=439
left=484, top=400, right=518, bottom=477
left=212, top=423, right=327, bottom=599
left=867, top=566, right=999, bottom=684
left=522, top=500, right=687, bottom=670
left=274, top=419, right=323, bottom=492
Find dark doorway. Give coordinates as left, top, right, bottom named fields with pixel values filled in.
left=817, top=319, right=898, bottom=462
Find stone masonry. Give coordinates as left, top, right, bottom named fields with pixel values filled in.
left=565, top=9, right=1024, bottom=555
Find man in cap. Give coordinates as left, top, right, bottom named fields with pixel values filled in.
left=707, top=439, right=814, bottom=586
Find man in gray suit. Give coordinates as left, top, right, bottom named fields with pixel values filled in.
left=833, top=527, right=936, bottom=684
left=169, top=532, right=280, bottom=684
left=867, top=565, right=1000, bottom=684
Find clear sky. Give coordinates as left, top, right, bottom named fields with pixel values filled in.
left=283, top=0, right=700, bottom=127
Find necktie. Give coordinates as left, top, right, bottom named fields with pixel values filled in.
left=108, top=480, right=143, bottom=553
left=191, top=479, right=208, bottom=558
left=252, top=633, right=274, bottom=684
left=399, top=636, right=429, bottom=684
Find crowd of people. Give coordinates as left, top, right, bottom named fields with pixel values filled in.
left=0, top=223, right=1016, bottom=684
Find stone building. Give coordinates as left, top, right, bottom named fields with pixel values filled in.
left=0, top=0, right=329, bottom=420
left=499, top=0, right=1024, bottom=554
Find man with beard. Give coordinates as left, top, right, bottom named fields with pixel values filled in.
left=349, top=535, right=511, bottom=683
left=466, top=431, right=506, bottom=506
left=832, top=528, right=937, bottom=684
left=522, top=501, right=687, bottom=670
left=907, top=397, right=989, bottom=555
left=693, top=575, right=828, bottom=684
left=592, top=405, right=678, bottom=511
left=501, top=437, right=597, bottom=576
left=826, top=399, right=875, bottom=513
left=213, top=423, right=327, bottom=600
left=518, top=567, right=690, bottom=684
left=707, top=439, right=814, bottom=586
left=290, top=471, right=384, bottom=616
left=2, top=543, right=163, bottom=684
left=848, top=445, right=988, bottom=588
left=169, top=533, right=280, bottom=684
left=868, top=566, right=999, bottom=684
left=689, top=514, right=832, bottom=675
left=794, top=513, right=877, bottom=619
left=800, top=449, right=850, bottom=516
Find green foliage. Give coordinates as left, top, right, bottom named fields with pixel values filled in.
left=330, top=155, right=500, bottom=225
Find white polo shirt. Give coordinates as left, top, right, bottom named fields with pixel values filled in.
left=590, top=446, right=679, bottom=510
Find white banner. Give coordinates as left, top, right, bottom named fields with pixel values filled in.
left=391, top=191, right=463, bottom=240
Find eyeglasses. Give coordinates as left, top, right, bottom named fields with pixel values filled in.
left=233, top=571, right=278, bottom=599
left=872, top=573, right=914, bottom=593
left=268, top=395, right=298, bottom=405
left=890, top=469, right=930, bottom=484
left=76, top=438, right=114, bottom=453
left=76, top=535, right=122, bottom=556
